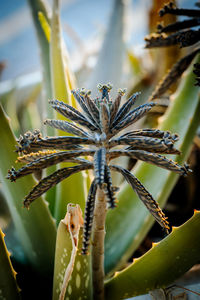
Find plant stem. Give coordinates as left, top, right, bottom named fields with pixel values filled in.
left=92, top=187, right=107, bottom=300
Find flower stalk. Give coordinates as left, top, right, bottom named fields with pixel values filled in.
left=91, top=188, right=107, bottom=300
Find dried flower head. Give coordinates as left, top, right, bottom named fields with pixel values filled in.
left=145, top=1, right=200, bottom=49
left=7, top=84, right=190, bottom=254
left=145, top=2, right=200, bottom=101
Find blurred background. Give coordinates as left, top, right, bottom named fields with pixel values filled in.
left=0, top=0, right=193, bottom=82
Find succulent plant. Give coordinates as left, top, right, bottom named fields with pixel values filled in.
left=7, top=84, right=190, bottom=256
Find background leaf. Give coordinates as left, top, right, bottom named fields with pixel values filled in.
left=87, top=0, right=125, bottom=94
left=28, top=0, right=57, bottom=213
left=49, top=0, right=87, bottom=224
left=28, top=0, right=53, bottom=110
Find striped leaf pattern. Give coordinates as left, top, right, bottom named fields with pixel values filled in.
left=110, top=165, right=170, bottom=233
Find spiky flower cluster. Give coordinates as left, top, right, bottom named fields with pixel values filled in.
left=7, top=84, right=190, bottom=254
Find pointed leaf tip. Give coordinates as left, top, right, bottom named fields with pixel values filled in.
left=171, top=226, right=179, bottom=231
left=132, top=257, right=140, bottom=264
left=151, top=242, right=159, bottom=248
left=114, top=271, right=120, bottom=277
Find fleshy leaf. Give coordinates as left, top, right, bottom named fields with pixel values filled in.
left=38, top=11, right=51, bottom=42
left=28, top=0, right=56, bottom=213
left=28, top=0, right=53, bottom=108
left=105, top=54, right=200, bottom=274
left=49, top=0, right=88, bottom=223
left=50, top=0, right=70, bottom=104
left=0, top=105, right=56, bottom=274
left=0, top=228, right=20, bottom=300
left=88, top=0, right=125, bottom=94
left=105, top=211, right=200, bottom=299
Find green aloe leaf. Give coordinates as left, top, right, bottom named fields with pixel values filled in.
left=0, top=75, right=42, bottom=138
left=28, top=0, right=53, bottom=108
left=50, top=0, right=87, bottom=224
left=28, top=0, right=57, bottom=213
left=127, top=50, right=142, bottom=77
left=53, top=216, right=92, bottom=299
left=50, top=0, right=70, bottom=104
left=88, top=0, right=125, bottom=93
left=105, top=54, right=200, bottom=274
left=29, top=0, right=79, bottom=216
left=0, top=228, right=20, bottom=300
left=105, top=210, right=200, bottom=299
left=38, top=11, right=51, bottom=42
left=0, top=105, right=56, bottom=274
